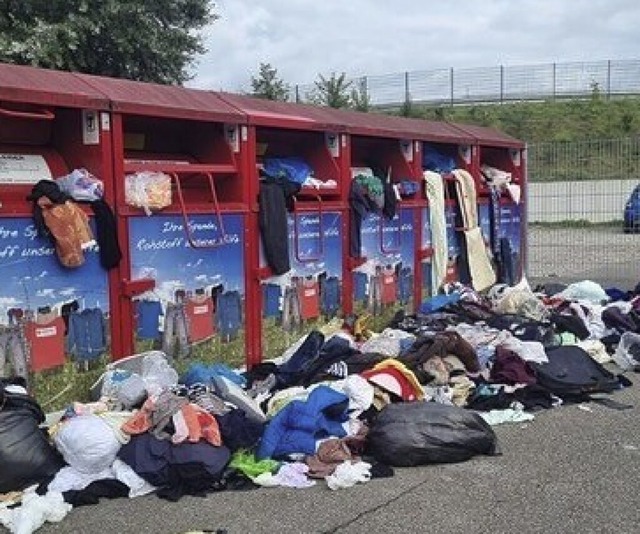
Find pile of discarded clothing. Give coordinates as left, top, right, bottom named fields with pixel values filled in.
left=1, top=277, right=637, bottom=534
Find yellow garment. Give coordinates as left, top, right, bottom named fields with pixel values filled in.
left=353, top=314, right=374, bottom=340
left=365, top=358, right=425, bottom=401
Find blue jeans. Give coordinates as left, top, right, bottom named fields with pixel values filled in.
left=162, top=303, right=190, bottom=359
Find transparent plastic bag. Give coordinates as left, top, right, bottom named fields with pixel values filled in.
left=612, top=331, right=640, bottom=370
left=124, top=171, right=172, bottom=215
left=116, top=374, right=148, bottom=409
left=141, top=351, right=178, bottom=396
left=56, top=168, right=104, bottom=201
left=99, top=369, right=133, bottom=401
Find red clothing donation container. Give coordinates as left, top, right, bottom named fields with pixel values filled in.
left=76, top=74, right=251, bottom=362
left=454, top=123, right=527, bottom=286
left=0, top=63, right=114, bottom=372
left=0, top=62, right=527, bottom=373
left=217, top=93, right=349, bottom=363
left=313, top=109, right=468, bottom=325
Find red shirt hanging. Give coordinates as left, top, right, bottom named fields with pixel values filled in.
left=381, top=268, right=398, bottom=304
left=298, top=277, right=320, bottom=320
left=185, top=296, right=215, bottom=342
left=25, top=317, right=66, bottom=371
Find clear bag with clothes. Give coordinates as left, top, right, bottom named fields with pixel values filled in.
left=124, top=171, right=172, bottom=215
left=56, top=168, right=104, bottom=201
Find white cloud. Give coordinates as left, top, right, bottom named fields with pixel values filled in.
left=189, top=0, right=640, bottom=92
left=58, top=287, right=78, bottom=297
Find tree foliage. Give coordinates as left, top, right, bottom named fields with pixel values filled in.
left=0, top=0, right=215, bottom=84
left=250, top=62, right=290, bottom=101
left=350, top=77, right=371, bottom=112
left=309, top=72, right=352, bottom=108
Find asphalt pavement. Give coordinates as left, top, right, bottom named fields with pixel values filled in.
left=28, top=371, right=640, bottom=534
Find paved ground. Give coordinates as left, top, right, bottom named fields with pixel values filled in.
left=528, top=225, right=640, bottom=289
left=31, top=371, right=640, bottom=534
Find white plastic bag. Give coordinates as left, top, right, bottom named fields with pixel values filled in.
left=54, top=415, right=121, bottom=474
left=141, top=351, right=178, bottom=396
left=56, top=168, right=104, bottom=201
left=612, top=331, right=640, bottom=370
left=124, top=171, right=172, bottom=215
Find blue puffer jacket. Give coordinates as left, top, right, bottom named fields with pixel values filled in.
left=257, top=386, right=349, bottom=460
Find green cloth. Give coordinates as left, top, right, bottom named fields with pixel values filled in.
left=355, top=174, right=384, bottom=197
left=230, top=449, right=280, bottom=478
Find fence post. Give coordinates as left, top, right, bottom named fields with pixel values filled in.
left=450, top=67, right=454, bottom=106
left=552, top=63, right=556, bottom=100
left=404, top=71, right=410, bottom=107
left=607, top=59, right=611, bottom=100
left=500, top=65, right=504, bottom=103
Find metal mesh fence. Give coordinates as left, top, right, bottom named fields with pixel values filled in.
left=527, top=137, right=640, bottom=289
left=292, top=59, right=640, bottom=106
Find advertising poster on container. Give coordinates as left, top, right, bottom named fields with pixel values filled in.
left=260, top=211, right=343, bottom=359
left=501, top=202, right=522, bottom=281
left=420, top=207, right=433, bottom=299
left=128, top=213, right=245, bottom=362
left=0, top=217, right=109, bottom=375
left=478, top=201, right=491, bottom=246
left=353, top=208, right=415, bottom=321
left=420, top=205, right=460, bottom=297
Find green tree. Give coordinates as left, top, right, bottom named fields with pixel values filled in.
left=250, top=62, right=290, bottom=101
left=309, top=72, right=352, bottom=108
left=351, top=77, right=371, bottom=112
left=0, top=0, right=215, bottom=84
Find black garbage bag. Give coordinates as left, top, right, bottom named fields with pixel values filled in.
left=366, top=402, right=499, bottom=467
left=0, top=386, right=64, bottom=493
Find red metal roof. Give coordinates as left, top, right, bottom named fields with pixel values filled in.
left=77, top=74, right=244, bottom=122
left=0, top=62, right=109, bottom=109
left=0, top=62, right=523, bottom=146
left=217, top=92, right=345, bottom=131
left=316, top=107, right=475, bottom=144
left=218, top=93, right=476, bottom=143
left=447, top=122, right=524, bottom=148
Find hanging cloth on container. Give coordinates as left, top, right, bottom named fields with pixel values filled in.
left=89, top=198, right=122, bottom=270
left=423, top=171, right=447, bottom=295
left=451, top=169, right=496, bottom=292
left=258, top=177, right=300, bottom=275
left=26, top=180, right=95, bottom=269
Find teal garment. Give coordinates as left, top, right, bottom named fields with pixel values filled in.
left=354, top=174, right=385, bottom=209
left=557, top=332, right=579, bottom=345
left=355, top=174, right=384, bottom=196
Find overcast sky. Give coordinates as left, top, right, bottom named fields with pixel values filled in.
left=188, top=0, right=640, bottom=93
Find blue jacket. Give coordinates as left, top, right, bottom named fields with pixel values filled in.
left=257, top=386, right=349, bottom=460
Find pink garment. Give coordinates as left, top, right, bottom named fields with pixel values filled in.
left=171, top=411, right=189, bottom=444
